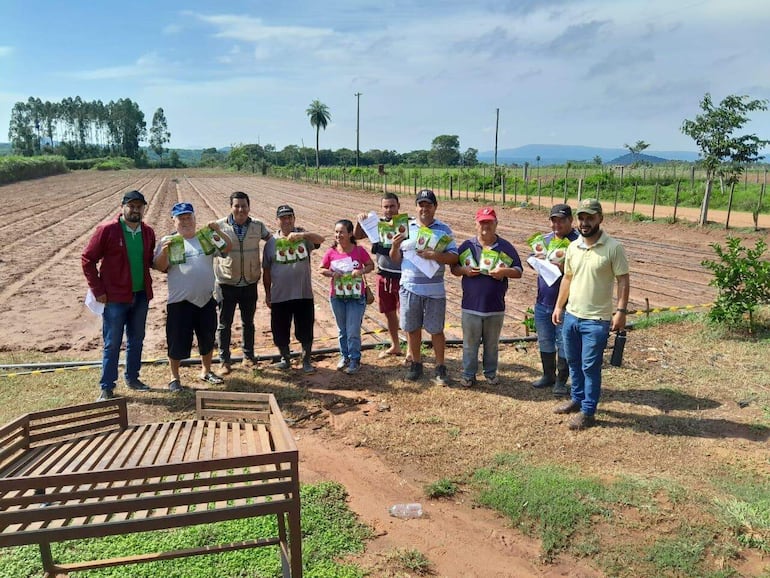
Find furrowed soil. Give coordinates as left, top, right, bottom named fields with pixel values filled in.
left=1, top=169, right=768, bottom=577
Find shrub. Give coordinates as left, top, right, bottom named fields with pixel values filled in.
left=0, top=155, right=68, bottom=184
left=701, top=236, right=770, bottom=332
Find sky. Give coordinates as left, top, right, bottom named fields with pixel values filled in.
left=2, top=0, right=770, bottom=154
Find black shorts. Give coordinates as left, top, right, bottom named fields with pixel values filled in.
left=166, top=298, right=217, bottom=360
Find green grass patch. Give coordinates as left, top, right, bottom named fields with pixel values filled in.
left=385, top=548, right=433, bottom=575
left=472, top=453, right=609, bottom=559
left=710, top=468, right=770, bottom=552
left=424, top=478, right=459, bottom=499
left=0, top=481, right=371, bottom=578
left=632, top=310, right=699, bottom=329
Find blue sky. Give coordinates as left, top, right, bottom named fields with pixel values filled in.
left=2, top=0, right=770, bottom=153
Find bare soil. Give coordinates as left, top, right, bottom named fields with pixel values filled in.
left=1, top=169, right=768, bottom=576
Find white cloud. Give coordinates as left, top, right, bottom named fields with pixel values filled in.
left=67, top=53, right=165, bottom=80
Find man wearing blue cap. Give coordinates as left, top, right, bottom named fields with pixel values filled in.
left=83, top=190, right=156, bottom=401
left=154, top=202, right=233, bottom=392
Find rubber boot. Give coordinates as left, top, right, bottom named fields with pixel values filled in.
left=552, top=356, right=570, bottom=396
left=301, top=342, right=315, bottom=374
left=276, top=346, right=291, bottom=370
left=532, top=351, right=556, bottom=388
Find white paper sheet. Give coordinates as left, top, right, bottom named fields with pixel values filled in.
left=330, top=256, right=355, bottom=273
left=357, top=211, right=381, bottom=244
left=85, top=289, right=104, bottom=316
left=404, top=249, right=440, bottom=278
left=527, top=256, right=562, bottom=287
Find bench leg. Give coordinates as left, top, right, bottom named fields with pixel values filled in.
left=39, top=542, right=63, bottom=577
left=288, top=505, right=303, bottom=578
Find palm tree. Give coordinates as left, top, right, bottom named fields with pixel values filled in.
left=306, top=100, right=331, bottom=171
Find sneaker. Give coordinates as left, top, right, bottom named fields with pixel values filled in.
left=553, top=399, right=581, bottom=414
left=568, top=412, right=596, bottom=430
left=345, top=360, right=360, bottom=375
left=126, top=378, right=150, bottom=391
left=200, top=371, right=225, bottom=385
left=97, top=389, right=115, bottom=401
left=552, top=383, right=570, bottom=397
left=433, top=364, right=448, bottom=386
left=485, top=375, right=500, bottom=386
left=220, top=362, right=232, bottom=375
left=460, top=376, right=476, bottom=388
left=405, top=361, right=423, bottom=381
left=275, top=357, right=291, bottom=370
left=336, top=357, right=349, bottom=371
left=168, top=379, right=183, bottom=393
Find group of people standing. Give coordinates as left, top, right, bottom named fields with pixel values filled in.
left=82, top=188, right=629, bottom=430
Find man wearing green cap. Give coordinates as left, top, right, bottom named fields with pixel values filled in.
left=552, top=199, right=630, bottom=430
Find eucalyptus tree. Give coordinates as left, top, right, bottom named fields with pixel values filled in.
left=150, top=107, right=171, bottom=165
left=681, top=93, right=769, bottom=225
left=306, top=99, right=331, bottom=170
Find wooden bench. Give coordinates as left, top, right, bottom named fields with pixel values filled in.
left=0, top=391, right=302, bottom=577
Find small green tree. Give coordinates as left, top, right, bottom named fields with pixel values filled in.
left=681, top=93, right=769, bottom=225
left=701, top=236, right=770, bottom=332
left=429, top=134, right=460, bottom=166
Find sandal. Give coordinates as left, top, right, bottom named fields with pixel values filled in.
left=200, top=372, right=224, bottom=385
left=168, top=379, right=184, bottom=392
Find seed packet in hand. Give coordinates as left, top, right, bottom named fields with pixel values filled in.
left=391, top=214, right=410, bottom=239
left=527, top=232, right=547, bottom=258
left=478, top=249, right=499, bottom=274
left=378, top=221, right=396, bottom=247
left=169, top=235, right=186, bottom=265
left=459, top=247, right=478, bottom=269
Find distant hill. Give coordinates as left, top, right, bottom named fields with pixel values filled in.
left=0, top=142, right=11, bottom=156
left=478, top=144, right=700, bottom=165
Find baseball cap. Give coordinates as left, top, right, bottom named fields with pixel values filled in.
left=276, top=204, right=295, bottom=217
left=415, top=189, right=437, bottom=205
left=549, top=203, right=572, bottom=219
left=576, top=199, right=603, bottom=215
left=475, top=207, right=497, bottom=223
left=122, top=190, right=147, bottom=205
left=171, top=202, right=194, bottom=217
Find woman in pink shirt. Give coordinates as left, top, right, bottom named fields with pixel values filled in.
left=320, top=219, right=374, bottom=374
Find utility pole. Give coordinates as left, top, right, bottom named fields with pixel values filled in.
left=355, top=92, right=362, bottom=167
left=494, top=108, right=500, bottom=169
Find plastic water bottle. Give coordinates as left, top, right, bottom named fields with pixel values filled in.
left=389, top=503, right=423, bottom=519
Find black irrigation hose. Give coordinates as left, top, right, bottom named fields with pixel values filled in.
left=0, top=336, right=540, bottom=370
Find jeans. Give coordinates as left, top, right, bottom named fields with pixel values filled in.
left=330, top=297, right=366, bottom=362
left=562, top=312, right=610, bottom=416
left=217, top=283, right=258, bottom=362
left=100, top=291, right=149, bottom=391
left=461, top=311, right=505, bottom=379
left=534, top=302, right=565, bottom=357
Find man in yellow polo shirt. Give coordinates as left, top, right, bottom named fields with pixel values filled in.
left=551, top=199, right=630, bottom=430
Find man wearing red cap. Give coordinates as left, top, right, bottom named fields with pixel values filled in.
left=451, top=207, right=522, bottom=387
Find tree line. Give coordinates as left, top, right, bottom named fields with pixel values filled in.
left=7, top=96, right=172, bottom=165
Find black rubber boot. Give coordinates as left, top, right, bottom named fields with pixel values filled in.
left=532, top=351, right=556, bottom=388
left=301, top=342, right=315, bottom=374
left=552, top=356, right=570, bottom=396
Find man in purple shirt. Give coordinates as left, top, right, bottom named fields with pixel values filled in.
left=451, top=207, right=522, bottom=387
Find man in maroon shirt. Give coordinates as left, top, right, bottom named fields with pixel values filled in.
left=82, top=190, right=156, bottom=401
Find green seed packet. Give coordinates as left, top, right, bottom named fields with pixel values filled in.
left=196, top=227, right=216, bottom=255
left=459, top=247, right=478, bottom=268
left=414, top=226, right=433, bottom=251
left=168, top=235, right=186, bottom=265
left=391, top=214, right=410, bottom=239
left=378, top=221, right=396, bottom=247
left=478, top=249, right=499, bottom=273
left=275, top=238, right=290, bottom=263
left=546, top=237, right=570, bottom=264
left=498, top=251, right=514, bottom=267
left=527, top=232, right=547, bottom=257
